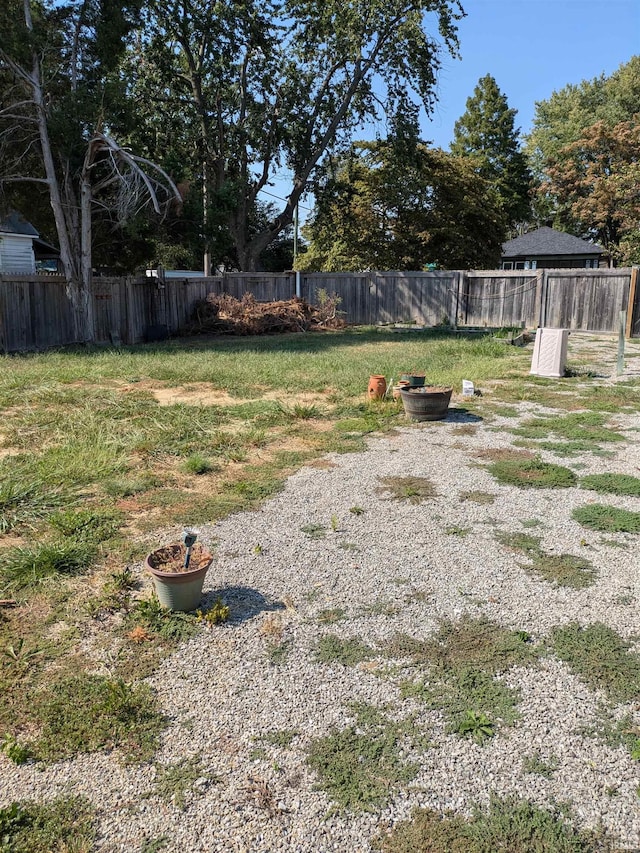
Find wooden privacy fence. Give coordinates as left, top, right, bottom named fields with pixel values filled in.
left=0, top=267, right=637, bottom=352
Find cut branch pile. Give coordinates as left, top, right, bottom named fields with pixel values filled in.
left=186, top=293, right=344, bottom=336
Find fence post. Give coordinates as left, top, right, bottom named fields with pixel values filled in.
left=617, top=310, right=626, bottom=375
left=626, top=266, right=639, bottom=339
left=534, top=269, right=544, bottom=328
left=537, top=269, right=548, bottom=328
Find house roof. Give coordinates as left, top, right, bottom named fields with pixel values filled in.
left=502, top=226, right=602, bottom=258
left=0, top=210, right=40, bottom=238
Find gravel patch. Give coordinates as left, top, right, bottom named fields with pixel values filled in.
left=2, top=335, right=640, bottom=851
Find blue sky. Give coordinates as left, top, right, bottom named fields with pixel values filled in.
left=422, top=0, right=640, bottom=148
left=264, top=0, right=639, bottom=218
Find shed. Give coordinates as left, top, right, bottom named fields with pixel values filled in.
left=501, top=227, right=605, bottom=270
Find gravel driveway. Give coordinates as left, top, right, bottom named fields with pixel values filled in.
left=2, top=333, right=640, bottom=851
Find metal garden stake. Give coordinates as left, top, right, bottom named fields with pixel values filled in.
left=182, top=529, right=197, bottom=569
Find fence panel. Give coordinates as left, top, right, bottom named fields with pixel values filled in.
left=463, top=272, right=538, bottom=328
left=542, top=269, right=630, bottom=331
left=302, top=273, right=374, bottom=324
left=0, top=275, right=74, bottom=351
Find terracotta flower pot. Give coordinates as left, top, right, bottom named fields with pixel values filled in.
left=145, top=543, right=213, bottom=611
left=367, top=375, right=387, bottom=400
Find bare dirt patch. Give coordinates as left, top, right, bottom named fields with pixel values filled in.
left=475, top=448, right=535, bottom=462
left=118, top=381, right=335, bottom=409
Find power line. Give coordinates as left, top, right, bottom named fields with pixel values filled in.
left=258, top=188, right=314, bottom=214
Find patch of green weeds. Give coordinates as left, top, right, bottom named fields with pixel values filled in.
left=0, top=480, right=76, bottom=534
left=291, top=403, right=323, bottom=420
left=492, top=406, right=520, bottom=418
left=48, top=507, right=124, bottom=542
left=363, top=599, right=400, bottom=617
left=103, top=472, right=160, bottom=498
left=576, top=385, right=640, bottom=413
left=403, top=667, right=520, bottom=742
left=268, top=638, right=293, bottom=666
left=455, top=709, right=495, bottom=743
left=152, top=758, right=205, bottom=810
left=315, top=634, right=375, bottom=666
left=0, top=541, right=96, bottom=594
left=127, top=597, right=200, bottom=642
left=488, top=457, right=577, bottom=489
left=521, top=517, right=544, bottom=528
left=584, top=705, right=640, bottom=763
left=612, top=589, right=634, bottom=605
left=0, top=796, right=95, bottom=853
left=529, top=554, right=597, bottom=589
left=349, top=505, right=365, bottom=515
left=580, top=473, right=640, bottom=496
left=459, top=491, right=495, bottom=504
left=390, top=616, right=537, bottom=675
left=307, top=703, right=423, bottom=811
left=196, top=598, right=230, bottom=627
left=510, top=411, right=625, bottom=445
left=572, top=504, right=640, bottom=534
left=141, top=838, right=169, bottom=853
left=1, top=732, right=32, bottom=764
left=337, top=540, right=359, bottom=551
left=31, top=673, right=165, bottom=762
left=535, top=439, right=615, bottom=457
left=181, top=453, right=216, bottom=475
left=391, top=617, right=536, bottom=743
left=317, top=608, right=346, bottom=624
left=497, top=531, right=597, bottom=588
left=249, top=746, right=268, bottom=761
left=374, top=795, right=609, bottom=852
left=445, top=526, right=471, bottom=537
left=551, top=622, right=640, bottom=704
left=522, top=751, right=559, bottom=777
left=335, top=416, right=383, bottom=434
left=260, top=729, right=298, bottom=748
left=301, top=523, right=327, bottom=539
left=377, top=476, right=436, bottom=503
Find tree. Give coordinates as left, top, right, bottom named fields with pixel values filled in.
left=297, top=139, right=506, bottom=271
left=544, top=120, right=640, bottom=264
left=450, top=74, right=531, bottom=228
left=127, top=0, right=465, bottom=271
left=0, top=0, right=180, bottom=340
left=526, top=56, right=640, bottom=229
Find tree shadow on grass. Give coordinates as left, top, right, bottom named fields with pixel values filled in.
left=200, top=585, right=284, bottom=624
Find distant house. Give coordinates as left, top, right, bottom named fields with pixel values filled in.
left=0, top=211, right=60, bottom=274
left=501, top=227, right=605, bottom=270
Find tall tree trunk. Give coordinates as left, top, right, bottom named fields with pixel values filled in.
left=25, top=0, right=93, bottom=342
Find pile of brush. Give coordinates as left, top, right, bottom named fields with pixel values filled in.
left=186, top=293, right=344, bottom=335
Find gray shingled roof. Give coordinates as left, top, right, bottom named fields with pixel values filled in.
left=502, top=226, right=602, bottom=257
left=0, top=210, right=39, bottom=237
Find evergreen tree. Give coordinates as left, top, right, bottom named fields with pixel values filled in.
left=450, top=74, right=531, bottom=228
